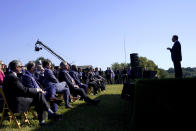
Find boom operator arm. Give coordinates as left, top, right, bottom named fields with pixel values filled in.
left=35, top=40, right=67, bottom=63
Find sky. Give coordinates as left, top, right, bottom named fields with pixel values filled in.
left=1, top=0, right=196, bottom=70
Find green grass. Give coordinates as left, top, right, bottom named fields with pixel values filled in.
left=0, top=84, right=132, bottom=131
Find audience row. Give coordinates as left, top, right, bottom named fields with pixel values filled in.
left=0, top=60, right=105, bottom=126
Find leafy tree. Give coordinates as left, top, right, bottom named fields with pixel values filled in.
left=166, top=67, right=196, bottom=78
left=120, top=63, right=129, bottom=69
left=111, top=62, right=129, bottom=71
left=35, top=57, right=45, bottom=65
left=167, top=68, right=174, bottom=73
left=138, top=57, right=148, bottom=69
left=157, top=68, right=170, bottom=78
left=146, top=60, right=158, bottom=71
left=34, top=57, right=55, bottom=67
left=138, top=57, right=158, bottom=71
left=111, top=56, right=196, bottom=78
left=111, top=56, right=170, bottom=78
left=111, top=62, right=121, bottom=71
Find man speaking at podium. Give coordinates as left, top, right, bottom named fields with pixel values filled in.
left=167, top=35, right=182, bottom=78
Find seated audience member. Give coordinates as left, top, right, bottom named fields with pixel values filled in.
left=58, top=62, right=100, bottom=105
left=69, top=65, right=88, bottom=94
left=94, top=67, right=100, bottom=76
left=2, top=64, right=8, bottom=76
left=83, top=68, right=99, bottom=95
left=0, top=61, right=5, bottom=85
left=3, top=60, right=61, bottom=126
left=94, top=67, right=106, bottom=91
left=81, top=68, right=89, bottom=84
left=78, top=68, right=83, bottom=82
left=42, top=60, right=73, bottom=109
left=88, top=68, right=103, bottom=91
left=34, top=64, right=45, bottom=85
left=53, top=66, right=60, bottom=78
left=21, top=61, right=62, bottom=105
left=0, top=61, right=5, bottom=111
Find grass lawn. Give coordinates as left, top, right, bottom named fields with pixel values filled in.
left=0, top=84, right=132, bottom=131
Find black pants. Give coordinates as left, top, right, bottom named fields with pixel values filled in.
left=79, top=84, right=88, bottom=94
left=70, top=87, right=93, bottom=103
left=87, top=82, right=98, bottom=94
left=173, top=61, right=182, bottom=78
left=70, top=87, right=87, bottom=99
left=100, top=80, right=106, bottom=91
left=32, top=93, right=50, bottom=122
left=106, top=76, right=112, bottom=84
left=96, top=80, right=106, bottom=91
left=114, top=76, right=120, bottom=84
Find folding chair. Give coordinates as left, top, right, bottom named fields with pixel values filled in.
left=0, top=87, right=30, bottom=129
left=87, top=86, right=94, bottom=95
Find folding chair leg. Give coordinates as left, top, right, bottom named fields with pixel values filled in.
left=23, top=112, right=30, bottom=125
left=0, top=87, right=28, bottom=128
left=9, top=111, right=21, bottom=129
left=0, top=104, right=6, bottom=125
left=88, top=87, right=93, bottom=95
left=29, top=107, right=37, bottom=119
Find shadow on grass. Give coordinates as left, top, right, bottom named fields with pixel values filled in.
left=34, top=94, right=132, bottom=131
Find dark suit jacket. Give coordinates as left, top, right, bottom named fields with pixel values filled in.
left=34, top=70, right=44, bottom=85
left=43, top=68, right=69, bottom=91
left=22, top=71, right=40, bottom=89
left=3, top=72, right=37, bottom=113
left=58, top=69, right=75, bottom=90
left=170, top=41, right=182, bottom=62
left=43, top=68, right=59, bottom=87
left=69, top=70, right=81, bottom=86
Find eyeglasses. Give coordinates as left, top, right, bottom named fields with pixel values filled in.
left=17, top=66, right=23, bottom=68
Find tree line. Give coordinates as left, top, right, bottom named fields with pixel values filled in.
left=31, top=56, right=196, bottom=78
left=111, top=56, right=196, bottom=78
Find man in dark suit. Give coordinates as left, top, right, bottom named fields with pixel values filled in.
left=167, top=35, right=182, bottom=78
left=58, top=62, right=100, bottom=104
left=93, top=68, right=106, bottom=91
left=105, top=67, right=112, bottom=84
left=75, top=67, right=99, bottom=95
left=21, top=62, right=62, bottom=107
left=3, top=60, right=61, bottom=126
left=69, top=65, right=88, bottom=94
left=42, top=60, right=72, bottom=110
left=34, top=64, right=45, bottom=85
left=85, top=69, right=99, bottom=95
